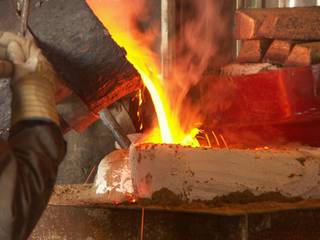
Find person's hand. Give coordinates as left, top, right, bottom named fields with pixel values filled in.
left=0, top=32, right=59, bottom=126
left=0, top=32, right=57, bottom=84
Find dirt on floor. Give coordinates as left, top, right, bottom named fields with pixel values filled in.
left=144, top=188, right=302, bottom=206
left=49, top=184, right=320, bottom=215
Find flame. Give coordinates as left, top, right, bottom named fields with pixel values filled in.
left=87, top=0, right=199, bottom=147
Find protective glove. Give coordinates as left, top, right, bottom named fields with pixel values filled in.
left=0, top=32, right=59, bottom=126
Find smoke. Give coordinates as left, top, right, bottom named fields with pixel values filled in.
left=171, top=0, right=226, bottom=90
left=166, top=0, right=229, bottom=129
left=87, top=0, right=231, bottom=134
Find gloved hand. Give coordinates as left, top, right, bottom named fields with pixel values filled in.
left=0, top=32, right=59, bottom=126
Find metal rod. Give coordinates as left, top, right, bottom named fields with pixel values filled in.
left=99, top=108, right=131, bottom=149
left=278, top=0, right=286, bottom=7
left=235, top=0, right=243, bottom=58
left=20, top=0, right=30, bottom=36
left=246, top=0, right=263, bottom=8
left=287, top=0, right=296, bottom=7
left=236, top=0, right=244, bottom=9
left=161, top=0, right=175, bottom=80
left=161, top=0, right=169, bottom=78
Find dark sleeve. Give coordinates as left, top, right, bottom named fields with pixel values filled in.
left=0, top=121, right=66, bottom=240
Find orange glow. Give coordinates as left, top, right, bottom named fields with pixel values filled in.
left=219, top=134, right=229, bottom=149
left=137, top=90, right=143, bottom=131
left=204, top=133, right=212, bottom=148
left=254, top=146, right=271, bottom=151
left=87, top=0, right=200, bottom=147
left=211, top=131, right=220, bottom=147
left=126, top=194, right=138, bottom=203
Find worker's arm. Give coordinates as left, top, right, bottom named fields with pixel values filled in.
left=0, top=32, right=66, bottom=239
left=0, top=121, right=66, bottom=239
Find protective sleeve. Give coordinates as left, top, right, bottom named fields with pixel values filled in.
left=0, top=121, right=66, bottom=240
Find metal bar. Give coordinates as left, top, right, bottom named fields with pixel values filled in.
left=99, top=108, right=131, bottom=149
left=252, top=0, right=263, bottom=8
left=243, top=0, right=262, bottom=8
left=276, top=0, right=284, bottom=7
left=20, top=0, right=30, bottom=36
left=160, top=0, right=175, bottom=79
left=236, top=0, right=244, bottom=9
left=287, top=0, right=296, bottom=7
left=235, top=0, right=243, bottom=58
left=161, top=0, right=169, bottom=78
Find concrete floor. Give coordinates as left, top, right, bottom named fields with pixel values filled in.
left=56, top=120, right=116, bottom=184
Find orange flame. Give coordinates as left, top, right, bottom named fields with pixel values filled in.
left=87, top=0, right=200, bottom=147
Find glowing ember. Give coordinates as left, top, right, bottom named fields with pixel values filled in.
left=254, top=146, right=271, bottom=151
left=87, top=0, right=200, bottom=147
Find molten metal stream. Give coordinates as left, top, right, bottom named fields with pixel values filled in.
left=87, top=0, right=199, bottom=146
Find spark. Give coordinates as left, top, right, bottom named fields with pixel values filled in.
left=138, top=89, right=143, bottom=106
left=255, top=146, right=270, bottom=151
left=211, top=130, right=220, bottom=147
left=219, top=134, right=229, bottom=149
left=204, top=133, right=212, bottom=147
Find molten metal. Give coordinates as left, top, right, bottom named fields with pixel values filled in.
left=87, top=0, right=200, bottom=147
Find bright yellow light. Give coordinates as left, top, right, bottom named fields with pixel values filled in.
left=87, top=0, right=199, bottom=147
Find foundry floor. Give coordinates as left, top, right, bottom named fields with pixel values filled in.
left=30, top=184, right=320, bottom=240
